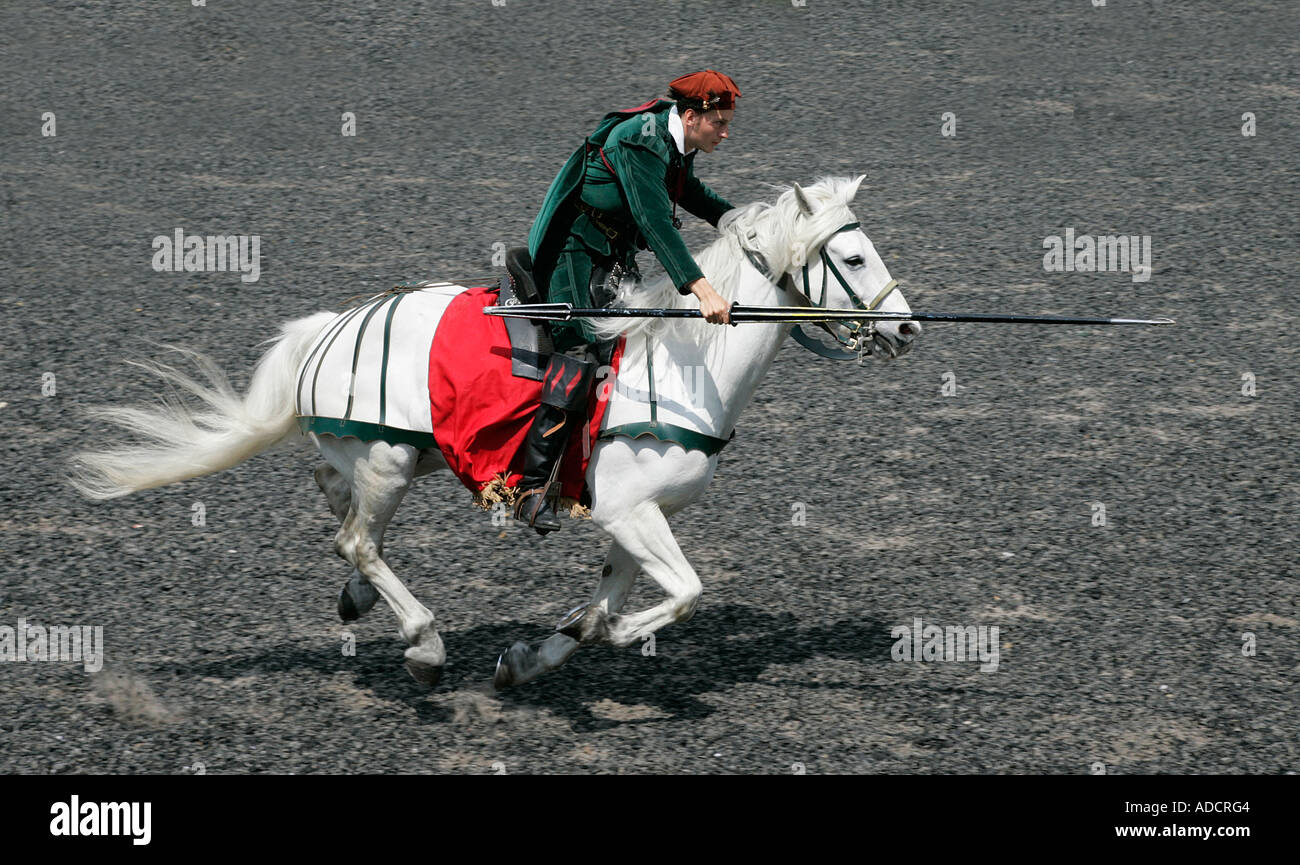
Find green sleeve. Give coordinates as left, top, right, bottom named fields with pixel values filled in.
left=607, top=141, right=705, bottom=295
left=680, top=172, right=734, bottom=227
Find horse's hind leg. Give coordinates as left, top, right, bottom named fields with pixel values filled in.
left=323, top=436, right=446, bottom=686
left=316, top=462, right=380, bottom=621
left=318, top=447, right=447, bottom=622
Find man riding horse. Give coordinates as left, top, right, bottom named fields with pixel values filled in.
left=514, top=69, right=742, bottom=534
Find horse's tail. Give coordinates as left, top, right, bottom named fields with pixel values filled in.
left=69, top=311, right=336, bottom=500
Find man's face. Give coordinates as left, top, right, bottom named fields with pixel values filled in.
left=683, top=108, right=734, bottom=153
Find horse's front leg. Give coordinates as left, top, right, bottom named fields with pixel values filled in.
left=550, top=540, right=643, bottom=644
left=590, top=539, right=640, bottom=615
left=582, top=502, right=701, bottom=648
left=492, top=541, right=639, bottom=690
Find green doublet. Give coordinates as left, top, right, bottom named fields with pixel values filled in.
left=528, top=99, right=733, bottom=350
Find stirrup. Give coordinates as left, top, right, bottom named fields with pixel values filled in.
left=513, top=486, right=561, bottom=534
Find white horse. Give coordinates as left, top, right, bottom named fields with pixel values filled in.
left=69, top=175, right=919, bottom=689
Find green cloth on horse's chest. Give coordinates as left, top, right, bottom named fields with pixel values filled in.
left=527, top=99, right=734, bottom=343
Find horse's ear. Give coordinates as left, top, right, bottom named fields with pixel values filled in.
left=848, top=174, right=867, bottom=200
left=792, top=183, right=815, bottom=217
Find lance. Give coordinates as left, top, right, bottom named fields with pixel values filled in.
left=483, top=302, right=1175, bottom=327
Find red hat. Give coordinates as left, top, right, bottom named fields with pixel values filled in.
left=667, top=69, right=741, bottom=111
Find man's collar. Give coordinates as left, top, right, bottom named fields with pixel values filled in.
left=668, top=105, right=696, bottom=156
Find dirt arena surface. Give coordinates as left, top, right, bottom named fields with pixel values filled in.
left=1, top=0, right=1295, bottom=774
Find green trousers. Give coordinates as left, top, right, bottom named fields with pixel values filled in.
left=542, top=236, right=637, bottom=354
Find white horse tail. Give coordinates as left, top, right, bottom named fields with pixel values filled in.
left=69, top=311, right=336, bottom=500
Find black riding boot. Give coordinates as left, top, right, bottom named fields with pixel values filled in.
left=513, top=348, right=597, bottom=535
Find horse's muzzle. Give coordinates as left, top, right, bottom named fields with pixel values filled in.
left=869, top=320, right=921, bottom=359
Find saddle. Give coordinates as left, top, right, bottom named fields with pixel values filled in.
left=496, top=246, right=618, bottom=380
left=427, top=283, right=627, bottom=509
left=498, top=247, right=552, bottom=381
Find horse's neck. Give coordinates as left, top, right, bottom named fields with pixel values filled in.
left=633, top=264, right=790, bottom=435
left=710, top=267, right=792, bottom=431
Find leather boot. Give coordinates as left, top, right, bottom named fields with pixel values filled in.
left=513, top=349, right=596, bottom=535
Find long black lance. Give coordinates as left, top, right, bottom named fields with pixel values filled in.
left=483, top=302, right=1175, bottom=327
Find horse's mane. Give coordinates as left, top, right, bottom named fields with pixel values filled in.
left=591, top=175, right=866, bottom=347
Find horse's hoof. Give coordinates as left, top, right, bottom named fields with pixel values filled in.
left=405, top=657, right=443, bottom=688
left=337, top=575, right=380, bottom=622
left=493, top=640, right=533, bottom=690
left=403, top=630, right=446, bottom=688
left=338, top=586, right=361, bottom=622
left=555, top=604, right=588, bottom=639
left=492, top=650, right=513, bottom=690
left=556, top=605, right=616, bottom=644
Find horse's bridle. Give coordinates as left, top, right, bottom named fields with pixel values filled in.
left=745, top=220, right=901, bottom=360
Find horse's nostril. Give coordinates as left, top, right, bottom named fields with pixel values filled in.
left=900, top=322, right=918, bottom=336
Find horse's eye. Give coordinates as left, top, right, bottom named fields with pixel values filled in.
left=844, top=256, right=864, bottom=267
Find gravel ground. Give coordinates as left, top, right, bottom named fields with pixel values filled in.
left=1, top=0, right=1296, bottom=775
